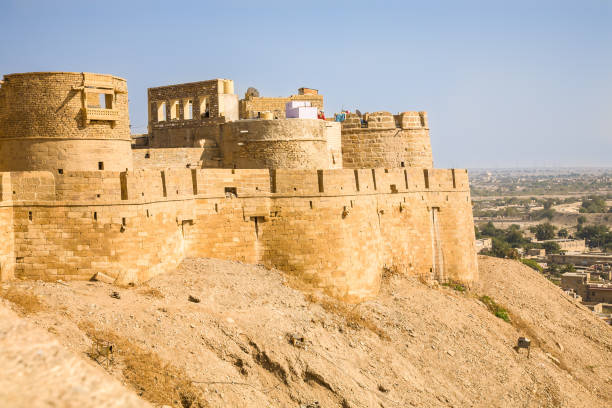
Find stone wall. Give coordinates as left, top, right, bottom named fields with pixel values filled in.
left=0, top=72, right=133, bottom=172
left=0, top=174, right=15, bottom=280
left=148, top=120, right=223, bottom=148
left=239, top=94, right=324, bottom=119
left=0, top=168, right=477, bottom=301
left=341, top=111, right=434, bottom=169
left=219, top=119, right=332, bottom=169
left=133, top=147, right=221, bottom=170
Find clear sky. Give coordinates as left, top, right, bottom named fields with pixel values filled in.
left=1, top=0, right=610, bottom=168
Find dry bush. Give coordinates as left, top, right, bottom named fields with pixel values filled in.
left=79, top=321, right=208, bottom=408
left=305, top=293, right=390, bottom=341
left=281, top=272, right=390, bottom=340
left=382, top=264, right=404, bottom=280
left=0, top=288, right=45, bottom=315
left=138, top=287, right=165, bottom=299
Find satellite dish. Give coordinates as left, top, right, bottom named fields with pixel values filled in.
left=355, top=109, right=362, bottom=117
left=245, top=87, right=260, bottom=98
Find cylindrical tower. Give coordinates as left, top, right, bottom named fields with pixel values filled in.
left=219, top=118, right=331, bottom=169
left=0, top=72, right=133, bottom=172
left=341, top=111, right=433, bottom=169
left=396, top=111, right=433, bottom=168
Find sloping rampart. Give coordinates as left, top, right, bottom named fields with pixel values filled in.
left=0, top=168, right=476, bottom=300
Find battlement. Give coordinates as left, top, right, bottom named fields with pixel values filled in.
left=0, top=168, right=469, bottom=205
left=0, top=71, right=477, bottom=301
left=342, top=111, right=428, bottom=130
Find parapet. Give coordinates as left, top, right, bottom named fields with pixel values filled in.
left=342, top=111, right=428, bottom=130
left=1, top=167, right=469, bottom=204
left=394, top=111, right=428, bottom=128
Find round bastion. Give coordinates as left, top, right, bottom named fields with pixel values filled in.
left=0, top=72, right=133, bottom=172
left=341, top=111, right=433, bottom=169
left=219, top=118, right=331, bottom=169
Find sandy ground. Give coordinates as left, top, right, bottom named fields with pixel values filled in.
left=1, top=256, right=611, bottom=407
left=552, top=202, right=583, bottom=214
left=0, top=299, right=151, bottom=408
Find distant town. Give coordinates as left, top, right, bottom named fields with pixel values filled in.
left=471, top=168, right=612, bottom=324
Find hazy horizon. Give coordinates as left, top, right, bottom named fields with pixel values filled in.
left=1, top=0, right=610, bottom=168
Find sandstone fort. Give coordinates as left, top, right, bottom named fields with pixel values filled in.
left=0, top=71, right=477, bottom=300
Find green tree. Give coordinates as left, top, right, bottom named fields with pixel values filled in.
left=542, top=241, right=562, bottom=254
left=576, top=224, right=611, bottom=249
left=486, top=238, right=518, bottom=259
left=479, top=222, right=502, bottom=238
left=558, top=228, right=569, bottom=238
left=547, top=263, right=561, bottom=277
left=579, top=195, right=607, bottom=213
left=577, top=215, right=587, bottom=225
left=505, top=225, right=527, bottom=247
left=543, top=199, right=555, bottom=210
left=561, top=264, right=575, bottom=273
left=534, top=223, right=556, bottom=241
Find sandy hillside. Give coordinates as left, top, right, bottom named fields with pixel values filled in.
left=1, top=256, right=611, bottom=408
left=0, top=299, right=150, bottom=408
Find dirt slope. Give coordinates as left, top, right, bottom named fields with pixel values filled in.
left=0, top=299, right=151, bottom=408
left=1, top=256, right=611, bottom=407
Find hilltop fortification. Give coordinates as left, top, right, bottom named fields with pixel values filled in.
left=0, top=72, right=477, bottom=301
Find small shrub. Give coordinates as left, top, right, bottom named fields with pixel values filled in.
left=441, top=281, right=466, bottom=292
left=520, top=258, right=543, bottom=273
left=479, top=295, right=511, bottom=323
left=0, top=288, right=45, bottom=315
left=305, top=293, right=390, bottom=341
left=79, top=322, right=207, bottom=407
left=138, top=287, right=165, bottom=298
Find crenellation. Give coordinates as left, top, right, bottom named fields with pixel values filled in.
left=0, top=71, right=478, bottom=301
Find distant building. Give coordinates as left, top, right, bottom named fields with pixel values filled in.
left=536, top=239, right=586, bottom=253
left=561, top=272, right=612, bottom=303
left=549, top=253, right=612, bottom=267
left=527, top=248, right=546, bottom=257
left=239, top=88, right=323, bottom=119
left=475, top=238, right=492, bottom=253
left=561, top=272, right=590, bottom=298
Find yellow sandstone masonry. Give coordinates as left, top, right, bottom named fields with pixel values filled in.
left=0, top=72, right=132, bottom=172
left=0, top=71, right=477, bottom=301
left=0, top=167, right=476, bottom=300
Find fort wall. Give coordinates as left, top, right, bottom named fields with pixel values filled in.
left=219, top=119, right=332, bottom=169
left=0, top=168, right=477, bottom=300
left=132, top=147, right=221, bottom=170
left=0, top=72, right=133, bottom=172
left=341, top=111, right=434, bottom=169
left=0, top=174, right=15, bottom=280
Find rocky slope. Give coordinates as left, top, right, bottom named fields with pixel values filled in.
left=1, top=256, right=610, bottom=407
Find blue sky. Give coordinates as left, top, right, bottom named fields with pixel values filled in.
left=1, top=0, right=610, bottom=168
